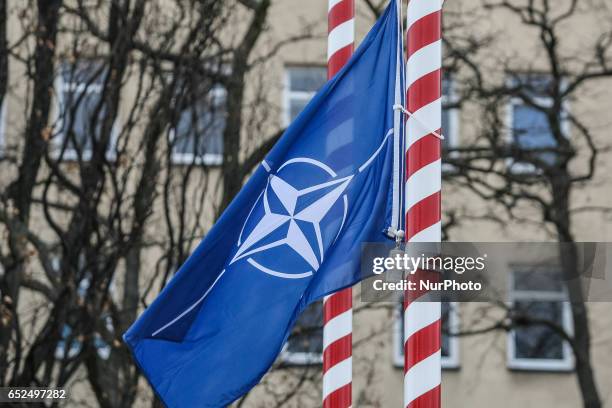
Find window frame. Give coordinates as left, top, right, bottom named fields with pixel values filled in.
left=276, top=63, right=329, bottom=364
left=441, top=76, right=460, bottom=173
left=51, top=254, right=114, bottom=361
left=279, top=300, right=324, bottom=366
left=504, top=76, right=570, bottom=174
left=506, top=268, right=574, bottom=372
left=393, top=302, right=460, bottom=369
left=52, top=61, right=119, bottom=162
left=279, top=344, right=323, bottom=366
left=0, top=96, right=6, bottom=155
left=283, top=65, right=327, bottom=128
left=169, top=85, right=226, bottom=166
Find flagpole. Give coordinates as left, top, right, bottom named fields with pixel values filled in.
left=403, top=0, right=443, bottom=407
left=323, top=0, right=354, bottom=407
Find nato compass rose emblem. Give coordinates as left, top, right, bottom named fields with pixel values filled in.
left=230, top=158, right=352, bottom=279
left=229, top=128, right=392, bottom=280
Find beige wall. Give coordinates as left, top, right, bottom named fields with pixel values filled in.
left=2, top=0, right=611, bottom=406
left=258, top=0, right=612, bottom=407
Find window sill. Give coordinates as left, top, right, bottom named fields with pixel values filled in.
left=170, top=153, right=223, bottom=167
left=505, top=160, right=547, bottom=175
left=279, top=351, right=323, bottom=366
left=442, top=163, right=458, bottom=174
left=392, top=358, right=460, bottom=371
left=50, top=149, right=116, bottom=163
left=507, top=359, right=574, bottom=373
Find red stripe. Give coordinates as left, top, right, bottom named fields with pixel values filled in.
left=403, top=269, right=441, bottom=308
left=328, top=0, right=354, bottom=33
left=323, top=383, right=352, bottom=408
left=324, top=288, right=352, bottom=322
left=323, top=334, right=352, bottom=372
left=406, top=10, right=442, bottom=56
left=404, top=320, right=441, bottom=369
left=325, top=1, right=354, bottom=405
left=406, top=192, right=441, bottom=239
left=404, top=3, right=442, bottom=408
left=328, top=44, right=354, bottom=79
left=407, top=69, right=441, bottom=114
left=406, top=385, right=441, bottom=408
left=406, top=134, right=441, bottom=179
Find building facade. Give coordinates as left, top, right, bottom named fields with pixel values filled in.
left=1, top=0, right=611, bottom=407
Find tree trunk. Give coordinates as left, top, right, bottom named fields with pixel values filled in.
left=553, top=177, right=601, bottom=408
left=0, top=0, right=62, bottom=384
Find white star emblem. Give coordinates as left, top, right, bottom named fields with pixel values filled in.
left=230, top=171, right=352, bottom=278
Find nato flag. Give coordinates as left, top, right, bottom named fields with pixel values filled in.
left=124, top=3, right=403, bottom=406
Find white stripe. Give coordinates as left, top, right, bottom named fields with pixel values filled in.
left=152, top=269, right=226, bottom=337
left=247, top=259, right=312, bottom=279
left=327, top=19, right=355, bottom=61
left=406, top=40, right=441, bottom=88
left=404, top=350, right=442, bottom=403
left=323, top=309, right=352, bottom=350
left=328, top=0, right=343, bottom=11
left=323, top=357, right=352, bottom=398
left=407, top=0, right=442, bottom=29
left=408, top=221, right=441, bottom=243
left=403, top=301, right=441, bottom=340
left=406, top=99, right=442, bottom=149
left=405, top=159, right=441, bottom=211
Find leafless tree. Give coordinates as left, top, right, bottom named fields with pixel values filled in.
left=357, top=0, right=612, bottom=407
left=442, top=1, right=612, bottom=407
left=0, top=0, right=312, bottom=407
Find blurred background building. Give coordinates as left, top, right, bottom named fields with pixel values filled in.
left=0, top=0, right=611, bottom=407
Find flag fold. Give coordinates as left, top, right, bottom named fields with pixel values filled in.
left=124, top=3, right=402, bottom=406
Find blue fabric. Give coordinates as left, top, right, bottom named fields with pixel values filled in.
left=124, top=3, right=401, bottom=407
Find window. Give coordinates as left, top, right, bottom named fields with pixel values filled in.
left=51, top=255, right=113, bottom=361
left=394, top=301, right=460, bottom=369
left=54, top=61, right=117, bottom=160
left=169, top=83, right=225, bottom=166
left=55, top=322, right=112, bottom=361
left=280, top=302, right=323, bottom=365
left=0, top=95, right=5, bottom=154
left=506, top=74, right=568, bottom=172
left=55, top=325, right=82, bottom=359
left=441, top=74, right=459, bottom=152
left=284, top=66, right=327, bottom=126
left=507, top=268, right=573, bottom=371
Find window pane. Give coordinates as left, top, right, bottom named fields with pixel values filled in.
left=441, top=74, right=454, bottom=150
left=509, top=74, right=554, bottom=98
left=286, top=301, right=323, bottom=355
left=441, top=78, right=451, bottom=98
left=61, top=61, right=105, bottom=87
left=288, top=67, right=327, bottom=93
left=441, top=301, right=451, bottom=357
left=55, top=325, right=82, bottom=359
left=62, top=92, right=105, bottom=151
left=173, top=86, right=225, bottom=159
left=441, top=108, right=451, bottom=151
left=513, top=269, right=564, bottom=292
left=512, top=105, right=557, bottom=164
left=289, top=99, right=309, bottom=122
left=513, top=301, right=564, bottom=360
left=58, top=61, right=106, bottom=153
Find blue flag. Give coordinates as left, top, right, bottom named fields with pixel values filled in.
left=124, top=3, right=404, bottom=406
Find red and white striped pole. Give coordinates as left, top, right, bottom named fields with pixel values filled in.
left=323, top=1, right=354, bottom=407
left=403, top=0, right=443, bottom=407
